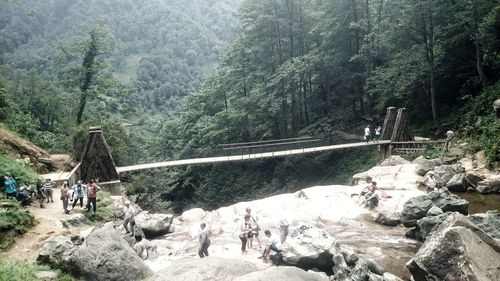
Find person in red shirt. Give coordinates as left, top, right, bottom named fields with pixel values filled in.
left=86, top=180, right=101, bottom=213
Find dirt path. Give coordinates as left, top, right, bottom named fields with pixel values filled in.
left=1, top=188, right=91, bottom=261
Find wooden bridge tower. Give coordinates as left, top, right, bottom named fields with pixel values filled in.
left=79, top=126, right=120, bottom=183
left=380, top=107, right=414, bottom=159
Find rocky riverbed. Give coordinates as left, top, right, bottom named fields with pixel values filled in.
left=35, top=154, right=500, bottom=281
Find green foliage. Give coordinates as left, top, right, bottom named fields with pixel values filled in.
left=0, top=259, right=73, bottom=281
left=0, top=153, right=38, bottom=186
left=0, top=198, right=37, bottom=251
left=82, top=191, right=116, bottom=223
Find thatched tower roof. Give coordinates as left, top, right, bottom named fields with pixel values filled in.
left=79, top=127, right=120, bottom=183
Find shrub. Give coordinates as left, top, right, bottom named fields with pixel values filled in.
left=0, top=153, right=38, bottom=186
left=0, top=258, right=73, bottom=281
left=0, top=198, right=37, bottom=251
left=82, top=191, right=116, bottom=222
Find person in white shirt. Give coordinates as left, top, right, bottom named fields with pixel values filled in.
left=198, top=222, right=211, bottom=258
left=133, top=235, right=148, bottom=260
left=445, top=130, right=454, bottom=150
left=123, top=201, right=136, bottom=236
left=364, top=125, right=371, bottom=143
left=261, top=230, right=282, bottom=261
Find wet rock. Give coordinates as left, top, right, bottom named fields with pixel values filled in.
left=37, top=236, right=75, bottom=268
left=369, top=274, right=384, bottom=281
left=401, top=196, right=433, bottom=227
left=283, top=227, right=335, bottom=270
left=66, top=224, right=153, bottom=281
left=464, top=173, right=484, bottom=189
left=366, top=258, right=385, bottom=275
left=468, top=210, right=500, bottom=239
left=383, top=272, right=404, bottom=281
left=430, top=190, right=468, bottom=214
left=380, top=156, right=410, bottom=166
left=332, top=253, right=350, bottom=281
left=413, top=157, right=434, bottom=176
left=339, top=244, right=359, bottom=266
left=148, top=257, right=259, bottom=281
left=445, top=174, right=466, bottom=192
left=416, top=213, right=450, bottom=240
left=374, top=213, right=401, bottom=227
left=476, top=179, right=500, bottom=193
left=134, top=211, right=174, bottom=239
left=235, top=266, right=328, bottom=281
left=426, top=206, right=443, bottom=217
left=407, top=213, right=500, bottom=281
left=433, top=164, right=464, bottom=187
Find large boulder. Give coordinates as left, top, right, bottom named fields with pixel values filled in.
left=476, top=179, right=500, bottom=193
left=400, top=196, right=433, bottom=227
left=234, top=266, right=328, bottom=281
left=374, top=213, right=401, bottom=227
left=433, top=164, right=463, bottom=186
left=134, top=211, right=174, bottom=239
left=407, top=213, right=500, bottom=281
left=148, top=257, right=259, bottom=281
left=62, top=214, right=87, bottom=227
left=37, top=236, right=75, bottom=268
left=468, top=210, right=500, bottom=239
left=401, top=190, right=468, bottom=227
left=380, top=156, right=410, bottom=166
left=464, top=172, right=484, bottom=189
left=445, top=173, right=466, bottom=192
left=413, top=157, right=435, bottom=176
left=415, top=212, right=450, bottom=240
left=65, top=224, right=153, bottom=281
left=283, top=227, right=335, bottom=268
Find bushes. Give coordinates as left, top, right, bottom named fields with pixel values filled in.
left=0, top=258, right=73, bottom=281
left=0, top=198, right=37, bottom=251
left=0, top=153, right=38, bottom=186
left=82, top=191, right=116, bottom=222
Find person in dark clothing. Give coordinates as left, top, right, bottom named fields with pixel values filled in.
left=239, top=214, right=252, bottom=253
left=198, top=222, right=211, bottom=258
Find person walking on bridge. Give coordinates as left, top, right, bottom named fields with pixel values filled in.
left=364, top=125, right=371, bottom=143
left=86, top=180, right=101, bottom=213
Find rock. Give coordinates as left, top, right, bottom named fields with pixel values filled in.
left=426, top=206, right=443, bottom=217
left=416, top=212, right=450, bottom=240
left=339, top=244, right=359, bottom=266
left=407, top=213, right=500, bottom=281
left=366, top=259, right=385, bottom=275
left=468, top=210, right=500, bottom=239
left=433, top=165, right=463, bottom=186
left=37, top=236, right=75, bottom=268
left=352, top=164, right=423, bottom=190
left=62, top=214, right=87, bottom=227
left=369, top=274, right=384, bottom=281
left=401, top=190, right=468, bottom=227
left=35, top=271, right=58, bottom=280
left=179, top=208, right=206, bottom=222
left=235, top=266, right=328, bottom=281
left=400, top=196, right=433, bottom=227
left=283, top=227, right=335, bottom=270
left=66, top=224, right=153, bottom=281
left=332, top=253, right=350, bottom=281
left=429, top=190, right=468, bottom=214
left=148, top=257, right=259, bottom=281
left=476, top=179, right=500, bottom=193
left=413, top=157, right=435, bottom=176
left=134, top=211, right=174, bottom=239
left=383, top=272, right=404, bottom=281
left=374, top=213, right=401, bottom=227
left=38, top=157, right=53, bottom=165
left=464, top=172, right=484, bottom=189
left=445, top=173, right=466, bottom=192
left=380, top=156, right=410, bottom=166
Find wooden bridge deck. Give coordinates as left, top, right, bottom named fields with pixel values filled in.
left=116, top=140, right=391, bottom=173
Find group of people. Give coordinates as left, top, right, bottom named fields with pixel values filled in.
left=364, top=125, right=382, bottom=143
left=195, top=207, right=286, bottom=265
left=357, top=176, right=382, bottom=209
left=2, top=172, right=101, bottom=214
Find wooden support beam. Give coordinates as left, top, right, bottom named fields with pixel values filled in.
left=79, top=127, right=120, bottom=183
left=390, top=108, right=414, bottom=142
left=381, top=107, right=397, bottom=140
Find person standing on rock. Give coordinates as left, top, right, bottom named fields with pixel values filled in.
left=71, top=180, right=86, bottom=210
left=198, top=222, right=211, bottom=258
left=261, top=229, right=283, bottom=264
left=245, top=207, right=262, bottom=249
left=4, top=173, right=17, bottom=198
left=279, top=218, right=290, bottom=243
left=86, top=180, right=101, bottom=213
left=239, top=214, right=252, bottom=253
left=123, top=201, right=136, bottom=236
left=60, top=181, right=71, bottom=214
left=445, top=130, right=454, bottom=151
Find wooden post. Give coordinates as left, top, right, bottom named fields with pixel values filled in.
left=79, top=127, right=120, bottom=183
left=381, top=107, right=397, bottom=140
left=390, top=108, right=414, bottom=142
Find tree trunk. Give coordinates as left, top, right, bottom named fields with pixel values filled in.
left=77, top=30, right=99, bottom=125
left=472, top=0, right=487, bottom=89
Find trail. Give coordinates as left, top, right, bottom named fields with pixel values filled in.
left=1, top=188, right=90, bottom=261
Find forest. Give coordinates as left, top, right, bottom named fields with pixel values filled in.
left=0, top=0, right=499, bottom=211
